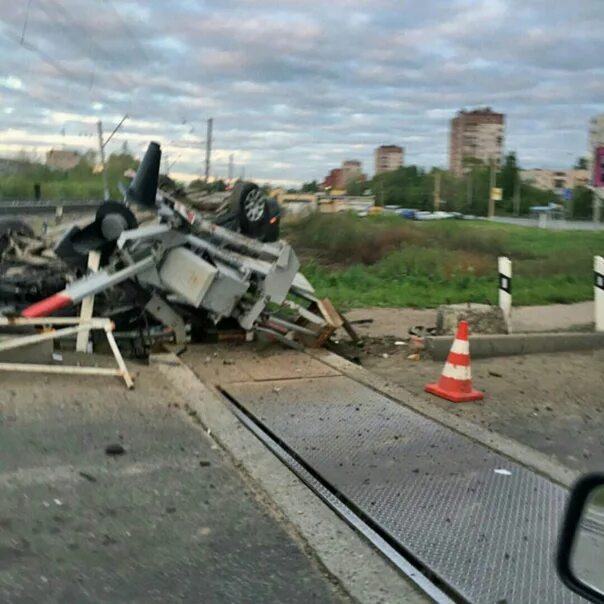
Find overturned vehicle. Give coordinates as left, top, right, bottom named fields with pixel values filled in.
left=0, top=142, right=341, bottom=357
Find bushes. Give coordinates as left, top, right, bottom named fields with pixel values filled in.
left=286, top=212, right=604, bottom=309
left=0, top=152, right=138, bottom=201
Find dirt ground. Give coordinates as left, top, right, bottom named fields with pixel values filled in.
left=343, top=301, right=595, bottom=339
left=333, top=326, right=604, bottom=476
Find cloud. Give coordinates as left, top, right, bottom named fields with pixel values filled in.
left=0, top=0, right=603, bottom=185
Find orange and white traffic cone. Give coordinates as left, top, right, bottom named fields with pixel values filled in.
left=424, top=320, right=483, bottom=403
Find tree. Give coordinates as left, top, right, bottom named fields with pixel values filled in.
left=500, top=152, right=518, bottom=201
left=574, top=157, right=588, bottom=170
left=571, top=186, right=594, bottom=219
left=370, top=167, right=432, bottom=209
left=301, top=180, right=319, bottom=193
left=346, top=179, right=365, bottom=196
left=82, top=149, right=97, bottom=166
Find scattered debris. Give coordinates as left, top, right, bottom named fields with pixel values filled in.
left=348, top=318, right=374, bottom=325
left=105, top=443, right=126, bottom=456
left=1, top=142, right=348, bottom=358
left=78, top=471, right=97, bottom=483
left=199, top=460, right=211, bottom=467
left=488, top=370, right=503, bottom=378
left=436, top=303, right=508, bottom=336
left=409, top=335, right=425, bottom=354
left=494, top=469, right=512, bottom=476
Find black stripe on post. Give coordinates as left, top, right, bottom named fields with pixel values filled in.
left=595, top=271, right=604, bottom=291
left=499, top=273, right=512, bottom=294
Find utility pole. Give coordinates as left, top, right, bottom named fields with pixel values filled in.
left=97, top=114, right=128, bottom=201
left=228, top=153, right=234, bottom=181
left=513, top=171, right=521, bottom=216
left=97, top=121, right=109, bottom=201
left=488, top=158, right=496, bottom=218
left=593, top=188, right=603, bottom=224
left=433, top=171, right=441, bottom=211
left=466, top=169, right=473, bottom=210
left=204, top=118, right=213, bottom=183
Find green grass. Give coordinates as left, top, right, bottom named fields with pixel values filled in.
left=285, top=214, right=603, bottom=310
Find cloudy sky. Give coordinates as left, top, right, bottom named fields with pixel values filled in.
left=0, top=0, right=603, bottom=185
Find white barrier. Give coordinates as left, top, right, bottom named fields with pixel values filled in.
left=0, top=317, right=134, bottom=389
left=596, top=256, right=604, bottom=332
left=498, top=256, right=512, bottom=331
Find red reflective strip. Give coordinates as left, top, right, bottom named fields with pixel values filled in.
left=446, top=352, right=470, bottom=366
left=437, top=375, right=473, bottom=394
left=21, top=292, right=71, bottom=318
left=269, top=216, right=277, bottom=224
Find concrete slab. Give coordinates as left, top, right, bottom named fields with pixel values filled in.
left=426, top=332, right=604, bottom=360
left=310, top=349, right=579, bottom=488
left=342, top=301, right=594, bottom=340
left=170, top=352, right=431, bottom=604
left=182, top=343, right=340, bottom=383
left=223, top=375, right=581, bottom=604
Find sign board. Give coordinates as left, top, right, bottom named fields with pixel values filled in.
left=595, top=147, right=604, bottom=187
left=491, top=187, right=503, bottom=201
left=562, top=188, right=572, bottom=201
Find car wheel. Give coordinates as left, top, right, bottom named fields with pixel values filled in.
left=230, top=182, right=269, bottom=238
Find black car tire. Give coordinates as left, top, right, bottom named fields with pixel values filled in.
left=229, top=182, right=269, bottom=238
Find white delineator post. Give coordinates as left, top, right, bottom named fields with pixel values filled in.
left=595, top=256, right=604, bottom=332
left=498, top=256, right=512, bottom=332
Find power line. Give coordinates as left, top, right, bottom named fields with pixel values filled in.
left=2, top=28, right=84, bottom=85
left=102, top=0, right=150, bottom=62
left=20, top=0, right=33, bottom=44
left=39, top=0, right=132, bottom=91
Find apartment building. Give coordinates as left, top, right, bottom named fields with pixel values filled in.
left=374, top=145, right=404, bottom=175
left=449, top=108, right=505, bottom=177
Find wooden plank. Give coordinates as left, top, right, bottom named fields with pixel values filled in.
left=75, top=251, right=101, bottom=352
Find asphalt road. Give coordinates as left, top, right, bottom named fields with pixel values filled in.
left=487, top=216, right=604, bottom=230
left=0, top=366, right=349, bottom=604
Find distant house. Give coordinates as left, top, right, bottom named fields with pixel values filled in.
left=520, top=169, right=590, bottom=192
left=46, top=149, right=81, bottom=171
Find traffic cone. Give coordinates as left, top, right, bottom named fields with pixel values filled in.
left=425, top=320, right=484, bottom=403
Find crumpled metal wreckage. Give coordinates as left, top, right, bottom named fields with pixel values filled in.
left=1, top=142, right=342, bottom=356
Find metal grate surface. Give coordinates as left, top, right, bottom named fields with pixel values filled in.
left=224, top=376, right=586, bottom=604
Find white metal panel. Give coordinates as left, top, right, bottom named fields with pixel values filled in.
left=159, top=247, right=217, bottom=307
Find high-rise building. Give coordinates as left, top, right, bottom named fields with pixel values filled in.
left=342, top=160, right=363, bottom=185
left=323, top=168, right=344, bottom=190
left=374, top=145, right=404, bottom=175
left=449, top=108, right=505, bottom=177
left=589, top=114, right=604, bottom=184
left=322, top=160, right=365, bottom=191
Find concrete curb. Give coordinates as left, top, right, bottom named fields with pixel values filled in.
left=151, top=353, right=431, bottom=604
left=308, top=349, right=578, bottom=489
left=426, top=331, right=604, bottom=361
